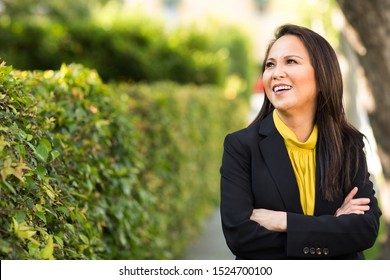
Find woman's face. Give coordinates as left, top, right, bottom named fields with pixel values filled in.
left=262, top=35, right=318, bottom=116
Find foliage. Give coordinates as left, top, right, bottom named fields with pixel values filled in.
left=0, top=62, right=114, bottom=259
left=0, top=0, right=117, bottom=23
left=0, top=63, right=247, bottom=259
left=169, top=21, right=255, bottom=97
left=0, top=8, right=254, bottom=92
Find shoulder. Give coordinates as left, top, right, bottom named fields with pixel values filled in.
left=224, top=122, right=261, bottom=149
left=222, top=123, right=261, bottom=166
left=342, top=126, right=365, bottom=155
left=224, top=111, right=275, bottom=146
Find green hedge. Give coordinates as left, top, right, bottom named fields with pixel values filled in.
left=0, top=63, right=247, bottom=259
left=0, top=15, right=254, bottom=90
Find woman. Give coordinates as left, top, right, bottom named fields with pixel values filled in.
left=220, top=24, right=381, bottom=259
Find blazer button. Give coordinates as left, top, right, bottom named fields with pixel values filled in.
left=309, top=247, right=316, bottom=255
left=316, top=248, right=322, bottom=255
left=303, top=247, right=309, bottom=254
left=323, top=248, right=329, bottom=256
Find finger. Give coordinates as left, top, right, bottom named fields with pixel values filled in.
left=336, top=201, right=370, bottom=216
left=350, top=205, right=370, bottom=212
left=341, top=204, right=370, bottom=215
left=336, top=208, right=366, bottom=217
left=340, top=198, right=370, bottom=214
left=350, top=198, right=370, bottom=205
left=344, top=186, right=358, bottom=202
left=350, top=210, right=365, bottom=215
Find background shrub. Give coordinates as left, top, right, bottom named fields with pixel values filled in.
left=0, top=63, right=247, bottom=259
left=0, top=14, right=254, bottom=92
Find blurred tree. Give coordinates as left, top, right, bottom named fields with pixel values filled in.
left=163, top=0, right=180, bottom=7
left=254, top=0, right=270, bottom=11
left=0, top=0, right=119, bottom=22
left=337, top=0, right=390, bottom=259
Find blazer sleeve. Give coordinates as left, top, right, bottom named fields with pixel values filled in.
left=220, top=133, right=286, bottom=258
left=286, top=145, right=382, bottom=258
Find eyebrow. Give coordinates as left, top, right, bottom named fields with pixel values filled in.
left=266, top=55, right=305, bottom=61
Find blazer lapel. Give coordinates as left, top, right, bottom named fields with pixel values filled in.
left=258, top=113, right=304, bottom=214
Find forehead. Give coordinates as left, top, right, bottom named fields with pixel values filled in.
left=267, top=35, right=310, bottom=59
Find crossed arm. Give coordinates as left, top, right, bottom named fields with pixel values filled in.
left=250, top=186, right=371, bottom=232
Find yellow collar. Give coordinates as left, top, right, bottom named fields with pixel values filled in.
left=273, top=110, right=318, bottom=150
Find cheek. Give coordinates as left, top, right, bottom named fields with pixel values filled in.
left=264, top=90, right=272, bottom=101
left=297, top=73, right=317, bottom=96
left=262, top=73, right=271, bottom=88
left=306, top=78, right=318, bottom=98
left=304, top=70, right=317, bottom=91
left=262, top=75, right=272, bottom=99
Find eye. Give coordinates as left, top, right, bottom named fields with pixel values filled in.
left=265, top=61, right=274, bottom=68
left=286, top=59, right=297, bottom=64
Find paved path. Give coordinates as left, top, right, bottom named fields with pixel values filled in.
left=183, top=209, right=235, bottom=260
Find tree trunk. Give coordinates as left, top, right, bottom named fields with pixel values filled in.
left=337, top=0, right=390, bottom=259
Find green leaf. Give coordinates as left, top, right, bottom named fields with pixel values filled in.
left=40, top=139, right=52, bottom=151
left=36, top=166, right=47, bottom=180
left=27, top=241, right=40, bottom=256
left=8, top=104, right=17, bottom=114
left=36, top=144, right=49, bottom=162
left=0, top=181, right=16, bottom=195
left=35, top=139, right=52, bottom=162
left=22, top=95, right=35, bottom=106
left=14, top=220, right=37, bottom=241
left=79, top=234, right=89, bottom=244
left=12, top=218, right=19, bottom=233
left=16, top=145, right=26, bottom=157
left=19, top=130, right=27, bottom=139
left=41, top=236, right=54, bottom=260
left=36, top=145, right=48, bottom=162
left=0, top=239, right=11, bottom=254
left=50, top=150, right=60, bottom=161
left=15, top=211, right=26, bottom=223
left=35, top=211, right=46, bottom=223
left=57, top=206, right=69, bottom=216
left=44, top=185, right=56, bottom=201
left=53, top=235, right=64, bottom=249
left=0, top=64, right=12, bottom=75
left=65, top=223, right=75, bottom=234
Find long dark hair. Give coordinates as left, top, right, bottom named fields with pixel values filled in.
left=252, top=24, right=364, bottom=201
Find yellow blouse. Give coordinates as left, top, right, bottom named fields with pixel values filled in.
left=273, top=110, right=318, bottom=216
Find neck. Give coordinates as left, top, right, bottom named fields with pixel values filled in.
left=275, top=109, right=315, bottom=142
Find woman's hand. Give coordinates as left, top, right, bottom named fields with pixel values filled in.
left=250, top=187, right=369, bottom=231
left=250, top=209, right=287, bottom=232
left=335, top=186, right=370, bottom=217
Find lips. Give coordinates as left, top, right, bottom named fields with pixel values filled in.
left=272, top=84, right=292, bottom=92
left=271, top=84, right=292, bottom=96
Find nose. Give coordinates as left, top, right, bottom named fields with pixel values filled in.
left=272, top=64, right=286, bottom=80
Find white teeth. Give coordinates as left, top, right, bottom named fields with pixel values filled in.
left=273, top=85, right=292, bottom=92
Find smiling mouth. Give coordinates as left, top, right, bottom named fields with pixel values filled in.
left=273, top=85, right=292, bottom=93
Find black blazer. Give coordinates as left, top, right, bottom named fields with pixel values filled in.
left=220, top=112, right=381, bottom=259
